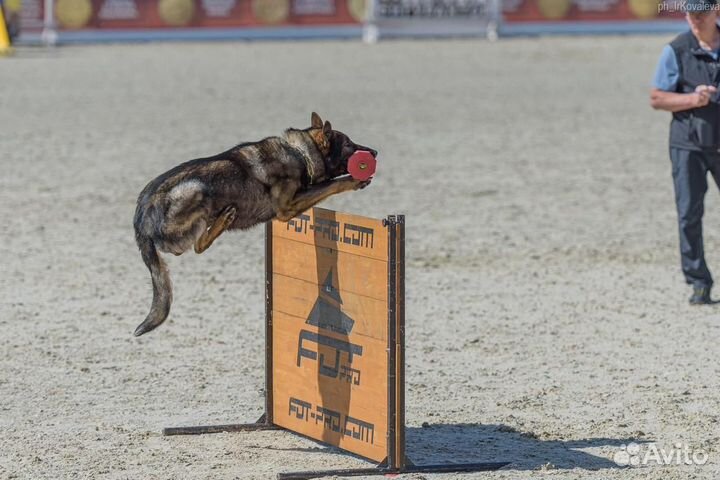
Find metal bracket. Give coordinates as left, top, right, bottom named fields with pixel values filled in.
left=163, top=415, right=281, bottom=436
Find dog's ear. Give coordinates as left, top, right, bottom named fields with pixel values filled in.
left=309, top=119, right=331, bottom=154
left=311, top=112, right=323, bottom=129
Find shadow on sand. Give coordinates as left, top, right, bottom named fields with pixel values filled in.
left=261, top=422, right=642, bottom=473
left=405, top=423, right=643, bottom=471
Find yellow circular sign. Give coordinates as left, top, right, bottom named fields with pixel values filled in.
left=348, top=0, right=368, bottom=21
left=253, top=0, right=290, bottom=24
left=55, top=0, right=93, bottom=29
left=537, top=0, right=571, bottom=19
left=158, top=0, right=196, bottom=26
left=5, top=0, right=23, bottom=13
left=629, top=0, right=659, bottom=18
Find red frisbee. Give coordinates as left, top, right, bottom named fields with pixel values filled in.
left=347, top=151, right=377, bottom=181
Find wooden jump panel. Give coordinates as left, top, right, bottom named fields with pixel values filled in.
left=270, top=208, right=391, bottom=463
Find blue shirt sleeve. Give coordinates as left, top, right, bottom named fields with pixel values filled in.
left=653, top=44, right=679, bottom=92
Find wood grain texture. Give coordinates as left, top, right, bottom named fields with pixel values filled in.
left=272, top=274, right=388, bottom=341
left=272, top=311, right=388, bottom=462
left=272, top=237, right=387, bottom=302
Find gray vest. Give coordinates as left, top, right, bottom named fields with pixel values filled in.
left=669, top=30, right=720, bottom=151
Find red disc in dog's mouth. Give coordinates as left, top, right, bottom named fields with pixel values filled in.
left=348, top=151, right=377, bottom=181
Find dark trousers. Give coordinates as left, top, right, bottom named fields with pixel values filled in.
left=670, top=147, right=720, bottom=289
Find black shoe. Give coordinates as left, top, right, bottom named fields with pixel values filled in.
left=689, top=286, right=712, bottom=305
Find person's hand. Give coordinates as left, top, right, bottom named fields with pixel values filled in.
left=693, top=85, right=718, bottom=107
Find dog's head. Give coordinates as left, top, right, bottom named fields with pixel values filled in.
left=308, top=112, right=377, bottom=179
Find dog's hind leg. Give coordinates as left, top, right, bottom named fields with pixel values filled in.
left=194, top=205, right=237, bottom=254
left=158, top=180, right=210, bottom=255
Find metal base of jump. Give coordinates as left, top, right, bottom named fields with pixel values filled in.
left=276, top=462, right=510, bottom=480
left=164, top=417, right=509, bottom=480
left=163, top=415, right=280, bottom=436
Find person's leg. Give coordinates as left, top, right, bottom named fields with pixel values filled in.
left=706, top=150, right=720, bottom=192
left=670, top=147, right=712, bottom=297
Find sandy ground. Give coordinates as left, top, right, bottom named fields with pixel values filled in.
left=2, top=35, right=720, bottom=480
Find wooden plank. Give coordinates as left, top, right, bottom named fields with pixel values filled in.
left=272, top=238, right=387, bottom=302
left=272, top=310, right=388, bottom=462
left=273, top=207, right=387, bottom=261
left=273, top=274, right=388, bottom=342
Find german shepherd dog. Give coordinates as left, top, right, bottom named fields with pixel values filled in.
left=133, top=113, right=377, bottom=336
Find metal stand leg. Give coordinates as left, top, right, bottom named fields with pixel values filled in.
left=277, top=461, right=510, bottom=480
left=163, top=414, right=282, bottom=436
left=278, top=467, right=387, bottom=480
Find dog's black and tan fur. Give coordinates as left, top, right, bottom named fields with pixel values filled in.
left=133, top=113, right=376, bottom=336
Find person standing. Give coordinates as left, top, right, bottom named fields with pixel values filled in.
left=651, top=0, right=720, bottom=304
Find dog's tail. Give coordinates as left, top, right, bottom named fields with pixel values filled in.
left=134, top=216, right=172, bottom=337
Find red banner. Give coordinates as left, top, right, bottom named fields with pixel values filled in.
left=503, top=0, right=684, bottom=22
left=17, top=0, right=687, bottom=35
left=20, top=0, right=363, bottom=31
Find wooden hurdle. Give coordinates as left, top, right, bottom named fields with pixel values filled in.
left=164, top=207, right=508, bottom=479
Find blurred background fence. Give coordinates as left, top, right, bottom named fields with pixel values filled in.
left=4, top=0, right=689, bottom=44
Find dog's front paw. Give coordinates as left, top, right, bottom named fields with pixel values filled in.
left=223, top=206, right=237, bottom=225
left=353, top=178, right=372, bottom=190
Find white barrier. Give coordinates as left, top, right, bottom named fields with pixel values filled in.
left=363, top=0, right=501, bottom=41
